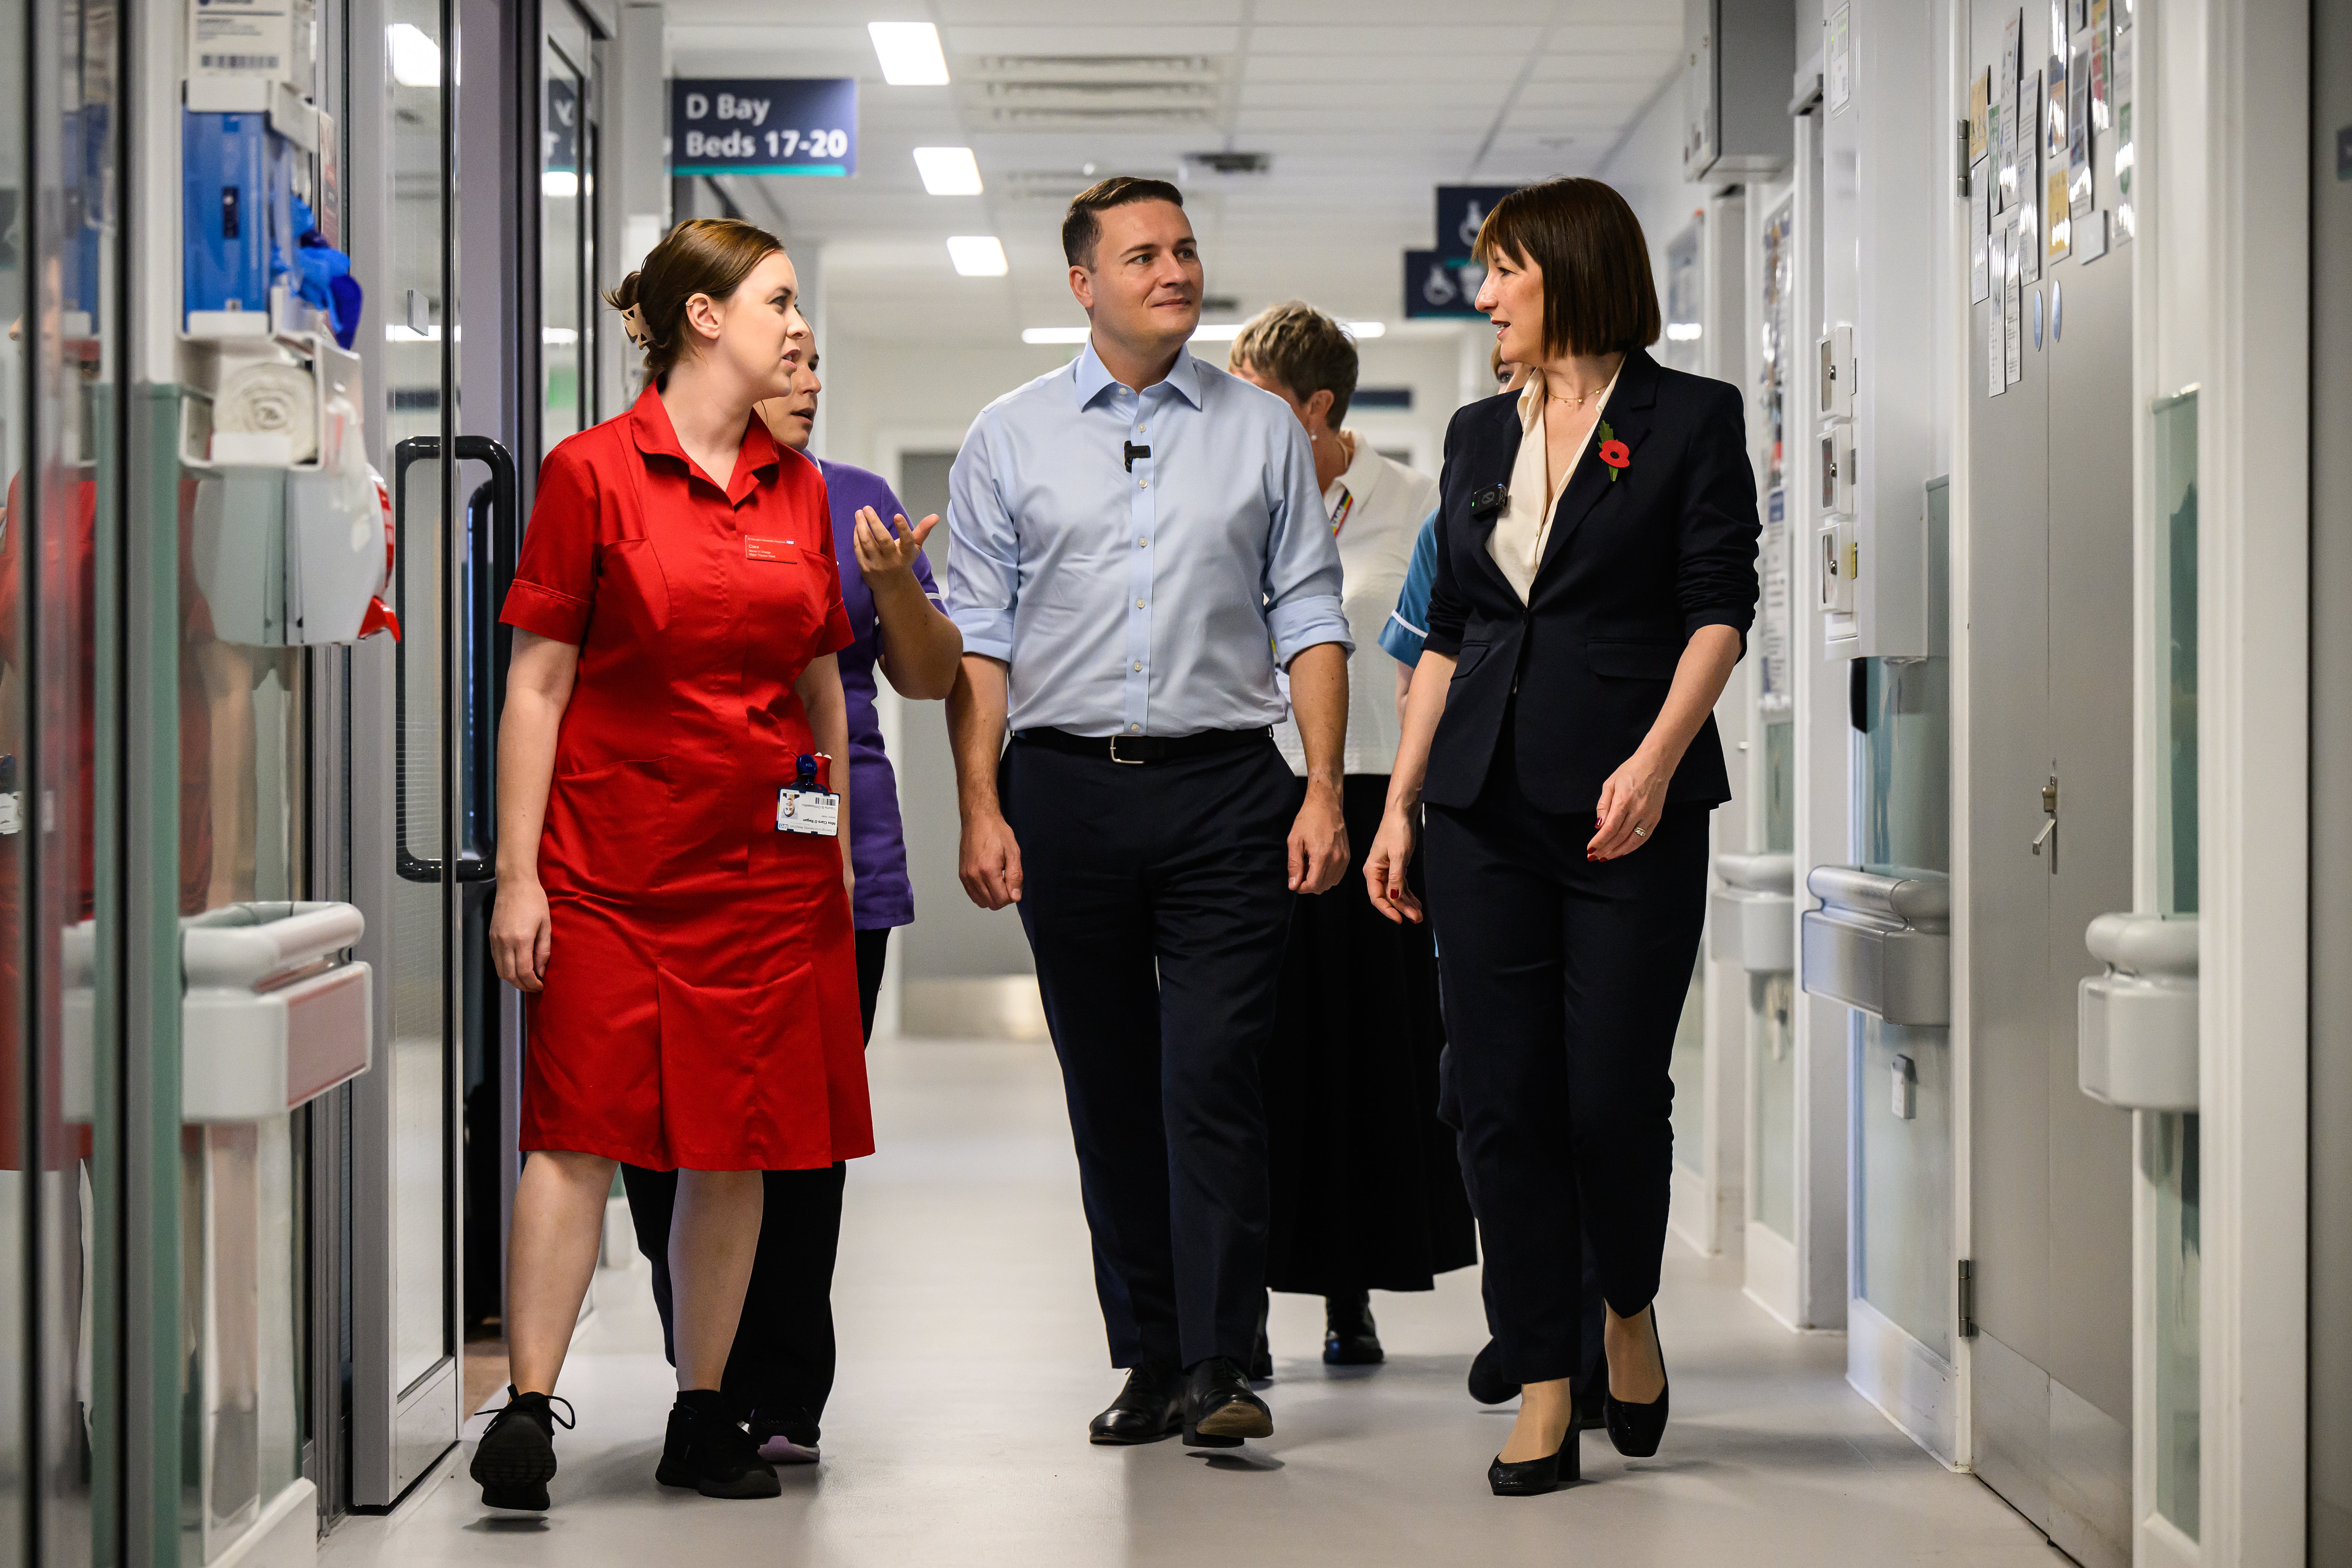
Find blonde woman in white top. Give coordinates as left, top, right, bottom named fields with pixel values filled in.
left=1230, top=303, right=1475, bottom=1376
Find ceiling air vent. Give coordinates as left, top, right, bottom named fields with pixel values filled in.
left=1181, top=150, right=1271, bottom=177
left=957, top=53, right=1231, bottom=132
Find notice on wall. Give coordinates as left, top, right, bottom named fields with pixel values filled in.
left=1970, top=69, right=1992, bottom=166
left=1828, top=6, right=1853, bottom=113
left=2077, top=207, right=2110, bottom=262
left=1988, top=227, right=2009, bottom=397
left=2046, top=168, right=2072, bottom=263
left=1998, top=11, right=2024, bottom=213
left=2017, top=71, right=2043, bottom=283
left=2004, top=222, right=2025, bottom=386
left=2089, top=0, right=2113, bottom=133
left=1970, top=161, right=1993, bottom=301
left=2068, top=39, right=2094, bottom=214
left=2113, top=26, right=2137, bottom=239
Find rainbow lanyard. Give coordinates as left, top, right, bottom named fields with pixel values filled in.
left=1327, top=488, right=1354, bottom=537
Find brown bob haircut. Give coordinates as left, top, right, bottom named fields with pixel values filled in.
left=604, top=216, right=786, bottom=381
left=1229, top=302, right=1359, bottom=425
left=1063, top=175, right=1186, bottom=269
left=1472, top=178, right=1661, bottom=359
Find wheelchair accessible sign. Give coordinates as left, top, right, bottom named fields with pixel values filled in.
left=670, top=78, right=858, bottom=177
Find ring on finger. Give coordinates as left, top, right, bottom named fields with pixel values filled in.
left=1633, top=825, right=1648, bottom=838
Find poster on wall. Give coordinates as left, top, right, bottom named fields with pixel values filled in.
left=1998, top=10, right=2024, bottom=212
left=2113, top=23, right=2137, bottom=239
left=1988, top=226, right=2009, bottom=397
left=1970, top=69, right=1991, bottom=166
left=2068, top=39, right=2094, bottom=213
left=2089, top=0, right=2113, bottom=132
left=2017, top=70, right=2043, bottom=283
left=2003, top=223, right=2024, bottom=387
left=1828, top=6, right=1853, bottom=113
left=1971, top=161, right=1993, bottom=302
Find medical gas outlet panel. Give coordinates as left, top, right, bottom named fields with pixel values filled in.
left=1814, top=323, right=1942, bottom=660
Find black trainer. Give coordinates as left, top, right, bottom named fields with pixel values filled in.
left=750, top=1404, right=822, bottom=1465
left=655, top=1393, right=783, bottom=1499
left=470, top=1387, right=574, bottom=1511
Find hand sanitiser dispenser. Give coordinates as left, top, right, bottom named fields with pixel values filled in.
left=183, top=108, right=295, bottom=327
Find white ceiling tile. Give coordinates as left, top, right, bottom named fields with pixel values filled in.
left=1246, top=24, right=1545, bottom=55
left=1241, top=53, right=1520, bottom=84
left=941, top=25, right=1245, bottom=54
left=933, top=0, right=1247, bottom=19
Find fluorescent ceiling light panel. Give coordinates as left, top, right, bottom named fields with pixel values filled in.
left=947, top=236, right=1008, bottom=277
left=541, top=170, right=579, bottom=199
left=869, top=22, right=949, bottom=85
left=1021, top=327, right=1090, bottom=345
left=913, top=146, right=983, bottom=195
left=1346, top=321, right=1386, bottom=338
left=1665, top=321, right=1703, bottom=341
left=388, top=22, right=441, bottom=88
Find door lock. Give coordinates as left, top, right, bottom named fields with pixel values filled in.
left=2031, top=774, right=2058, bottom=870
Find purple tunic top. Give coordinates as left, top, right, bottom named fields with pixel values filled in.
left=818, top=458, right=940, bottom=930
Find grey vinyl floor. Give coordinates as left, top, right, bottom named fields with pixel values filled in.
left=318, top=1038, right=2069, bottom=1568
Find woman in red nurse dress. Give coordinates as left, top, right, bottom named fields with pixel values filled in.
left=476, top=218, right=865, bottom=1511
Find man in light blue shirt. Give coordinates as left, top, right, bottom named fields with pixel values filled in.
left=945, top=177, right=1352, bottom=1450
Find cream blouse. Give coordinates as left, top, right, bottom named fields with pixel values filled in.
left=1488, top=366, right=1620, bottom=602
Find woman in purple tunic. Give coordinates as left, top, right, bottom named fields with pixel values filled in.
left=620, top=327, right=962, bottom=1463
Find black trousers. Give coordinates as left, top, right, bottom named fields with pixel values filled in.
left=620, top=925, right=891, bottom=1420
left=1425, top=758, right=1709, bottom=1387
left=1002, top=736, right=1296, bottom=1371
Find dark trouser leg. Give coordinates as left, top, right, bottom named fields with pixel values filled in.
left=1003, top=746, right=1177, bottom=1369
left=621, top=1164, right=681, bottom=1367
left=1427, top=804, right=1579, bottom=1383
left=854, top=927, right=891, bottom=1043
left=1429, top=793, right=1709, bottom=1384
left=1142, top=744, right=1295, bottom=1367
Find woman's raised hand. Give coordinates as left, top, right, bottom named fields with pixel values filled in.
left=1364, top=803, right=1424, bottom=925
left=852, top=505, right=938, bottom=583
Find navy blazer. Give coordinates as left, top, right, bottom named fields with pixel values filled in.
left=1422, top=348, right=1761, bottom=816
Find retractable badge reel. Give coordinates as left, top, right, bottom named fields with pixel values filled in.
left=778, top=753, right=841, bottom=838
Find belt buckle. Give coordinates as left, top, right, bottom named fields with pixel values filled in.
left=1108, top=733, right=1148, bottom=765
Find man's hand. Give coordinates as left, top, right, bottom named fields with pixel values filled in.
left=959, top=807, right=1024, bottom=910
left=1287, top=778, right=1349, bottom=894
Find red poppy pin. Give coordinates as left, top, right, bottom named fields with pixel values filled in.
left=1597, top=422, right=1631, bottom=481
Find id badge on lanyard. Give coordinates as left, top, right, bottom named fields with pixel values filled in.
left=778, top=753, right=841, bottom=837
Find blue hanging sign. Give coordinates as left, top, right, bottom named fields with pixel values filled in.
left=1436, top=185, right=1519, bottom=260
left=670, top=78, right=857, bottom=178
left=1404, top=250, right=1488, bottom=319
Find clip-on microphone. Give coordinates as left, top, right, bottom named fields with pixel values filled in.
left=1124, top=441, right=1151, bottom=473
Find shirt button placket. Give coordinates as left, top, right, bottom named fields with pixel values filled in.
left=1125, top=389, right=1155, bottom=737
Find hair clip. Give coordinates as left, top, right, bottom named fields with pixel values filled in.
left=619, top=302, right=653, bottom=350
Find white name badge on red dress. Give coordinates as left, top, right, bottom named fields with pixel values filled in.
left=777, top=787, right=840, bottom=837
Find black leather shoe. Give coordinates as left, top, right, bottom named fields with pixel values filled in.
left=1467, top=1339, right=1520, bottom=1406
left=1323, top=1292, right=1384, bottom=1366
left=1183, top=1357, right=1273, bottom=1448
left=1249, top=1294, right=1274, bottom=1381
left=1603, top=1305, right=1670, bottom=1459
left=1489, top=1410, right=1581, bottom=1497
left=655, top=1395, right=782, bottom=1498
left=470, top=1387, right=574, bottom=1511
left=1089, top=1362, right=1183, bottom=1445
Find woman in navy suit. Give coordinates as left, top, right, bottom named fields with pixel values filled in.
left=1363, top=177, right=1759, bottom=1496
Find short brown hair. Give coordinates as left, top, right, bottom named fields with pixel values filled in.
left=604, top=217, right=785, bottom=380
left=1472, top=178, right=1660, bottom=359
left=1062, top=176, right=1185, bottom=269
left=1230, top=302, right=1359, bottom=426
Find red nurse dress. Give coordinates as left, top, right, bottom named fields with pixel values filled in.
left=501, top=387, right=873, bottom=1172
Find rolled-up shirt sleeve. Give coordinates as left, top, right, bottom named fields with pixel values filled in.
left=1378, top=509, right=1441, bottom=665
left=945, top=419, right=1015, bottom=661
left=502, top=445, right=599, bottom=644
left=1261, top=416, right=1352, bottom=666
left=1676, top=383, right=1763, bottom=648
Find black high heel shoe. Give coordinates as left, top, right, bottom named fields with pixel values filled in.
left=1603, top=1304, right=1669, bottom=1459
left=1488, top=1407, right=1580, bottom=1497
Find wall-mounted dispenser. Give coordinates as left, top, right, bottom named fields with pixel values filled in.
left=1711, top=851, right=1796, bottom=972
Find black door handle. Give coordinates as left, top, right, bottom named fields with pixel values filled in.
left=395, top=434, right=517, bottom=885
